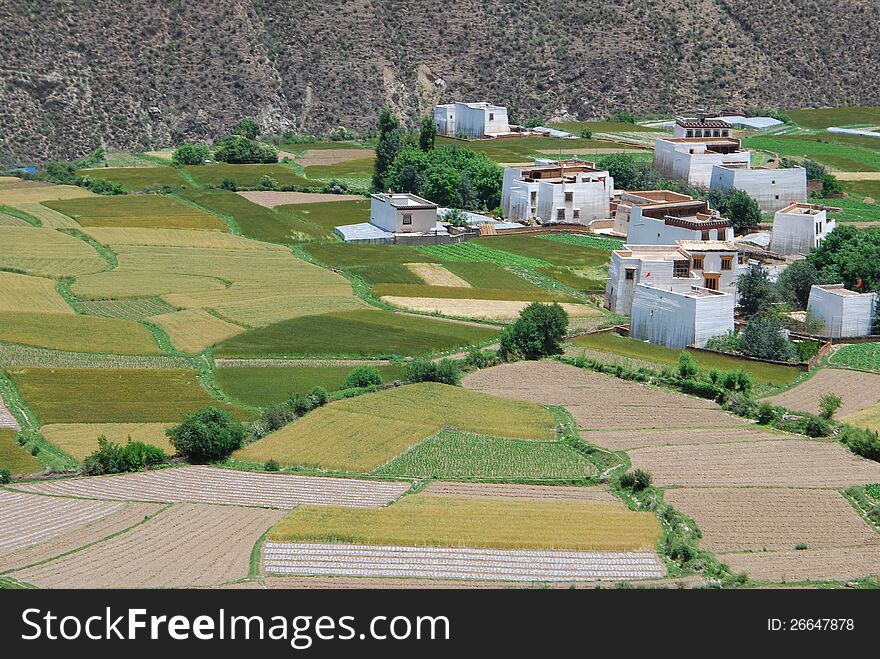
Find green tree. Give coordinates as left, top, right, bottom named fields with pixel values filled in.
left=776, top=260, right=819, bottom=309
left=738, top=314, right=794, bottom=361
left=419, top=115, right=437, bottom=151
left=807, top=225, right=880, bottom=292
left=596, top=153, right=649, bottom=190
left=172, top=143, right=212, bottom=166
left=678, top=351, right=698, bottom=379
left=498, top=302, right=569, bottom=360
left=579, top=128, right=593, bottom=139
left=213, top=135, right=278, bottom=164
left=442, top=208, right=470, bottom=227
left=708, top=188, right=762, bottom=232
left=404, top=358, right=461, bottom=385
left=373, top=107, right=402, bottom=191
left=738, top=264, right=778, bottom=315
left=166, top=407, right=246, bottom=463
left=343, top=366, right=383, bottom=389
left=233, top=119, right=261, bottom=140
left=818, top=393, right=843, bottom=420
left=818, top=173, right=844, bottom=197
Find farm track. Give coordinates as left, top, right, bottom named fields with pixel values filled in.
left=421, top=481, right=620, bottom=504
left=0, top=392, right=19, bottom=429
left=12, top=466, right=410, bottom=509
left=0, top=490, right=123, bottom=554
left=13, top=503, right=284, bottom=588
left=262, top=542, right=665, bottom=582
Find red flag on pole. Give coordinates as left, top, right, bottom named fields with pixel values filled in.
left=645, top=271, right=651, bottom=277
left=857, top=278, right=863, bottom=289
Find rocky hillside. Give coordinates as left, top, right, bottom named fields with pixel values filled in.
left=2, top=0, right=879, bottom=164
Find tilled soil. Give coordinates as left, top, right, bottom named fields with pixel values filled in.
left=13, top=503, right=284, bottom=588
left=420, top=481, right=620, bottom=504
left=262, top=575, right=707, bottom=589
left=763, top=368, right=880, bottom=418
left=586, top=428, right=787, bottom=451
left=298, top=149, right=375, bottom=167
left=664, top=487, right=880, bottom=552
left=722, top=547, right=880, bottom=583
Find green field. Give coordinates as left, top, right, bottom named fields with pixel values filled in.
left=72, top=297, right=176, bottom=320
left=538, top=266, right=607, bottom=291
left=185, top=163, right=321, bottom=188
left=276, top=199, right=369, bottom=232
left=44, top=196, right=225, bottom=231
left=303, top=158, right=375, bottom=185
left=213, top=309, right=499, bottom=358
left=417, top=242, right=550, bottom=268
left=436, top=136, right=641, bottom=163
left=829, top=343, right=880, bottom=371
left=441, top=262, right=540, bottom=289
left=283, top=141, right=372, bottom=152
left=267, top=493, right=661, bottom=551
left=788, top=107, right=880, bottom=129
left=571, top=332, right=802, bottom=386
left=821, top=194, right=880, bottom=223
left=233, top=382, right=554, bottom=472
left=548, top=120, right=660, bottom=134
left=0, top=312, right=162, bottom=355
left=539, top=233, right=624, bottom=251
left=6, top=368, right=252, bottom=424
left=0, top=427, right=41, bottom=476
left=304, top=243, right=439, bottom=267
left=215, top=364, right=407, bottom=407
left=76, top=167, right=188, bottom=192
left=842, top=180, right=880, bottom=200
left=371, top=283, right=576, bottom=302
left=349, top=263, right=424, bottom=285
left=374, top=430, right=594, bottom=480
left=476, top=235, right=611, bottom=266
left=742, top=135, right=880, bottom=172
left=176, top=189, right=330, bottom=242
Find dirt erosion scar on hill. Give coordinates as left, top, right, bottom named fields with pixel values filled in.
left=3, top=0, right=880, bottom=163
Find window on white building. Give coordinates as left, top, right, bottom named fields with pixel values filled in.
left=565, top=191, right=573, bottom=203
left=402, top=214, right=412, bottom=225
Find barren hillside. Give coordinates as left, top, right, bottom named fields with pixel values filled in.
left=1, top=0, right=878, bottom=164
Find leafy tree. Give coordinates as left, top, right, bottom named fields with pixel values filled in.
left=819, top=393, right=843, bottom=420
left=343, top=366, right=383, bottom=389
left=708, top=188, right=762, bottom=232
left=579, top=128, right=593, bottom=139
left=596, top=153, right=649, bottom=191
left=373, top=107, right=402, bottom=191
left=83, top=437, right=167, bottom=475
left=802, top=159, right=827, bottom=181
left=610, top=110, right=635, bottom=124
left=498, top=302, right=569, bottom=360
left=213, top=135, right=278, bottom=164
left=258, top=175, right=279, bottom=191
left=737, top=264, right=778, bottom=315
left=166, top=407, right=246, bottom=463
left=807, top=225, right=880, bottom=292
left=619, top=469, right=652, bottom=491
left=419, top=115, right=437, bottom=151
left=233, top=119, right=261, bottom=140
left=442, top=208, right=470, bottom=228
left=678, top=351, right=698, bottom=379
left=172, top=143, right=212, bottom=166
left=738, top=314, right=794, bottom=362
left=776, top=260, right=818, bottom=309
left=404, top=358, right=461, bottom=385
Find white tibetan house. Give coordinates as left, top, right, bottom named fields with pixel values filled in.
left=709, top=163, right=807, bottom=212
left=630, top=284, right=735, bottom=349
left=369, top=193, right=438, bottom=233
left=625, top=195, right=734, bottom=245
left=653, top=115, right=750, bottom=187
left=501, top=160, right=614, bottom=224
left=806, top=284, right=877, bottom=338
left=770, top=203, right=835, bottom=255
left=434, top=102, right=511, bottom=139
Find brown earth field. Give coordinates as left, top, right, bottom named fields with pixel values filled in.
left=12, top=503, right=284, bottom=588
left=585, top=428, right=788, bottom=451
left=236, top=191, right=363, bottom=208
left=722, top=548, right=880, bottom=583
left=298, top=148, right=375, bottom=167
left=629, top=439, right=880, bottom=488
left=663, top=488, right=880, bottom=552
left=420, top=481, right=620, bottom=504
left=0, top=501, right=162, bottom=573
left=462, top=360, right=747, bottom=430
left=762, top=369, right=880, bottom=418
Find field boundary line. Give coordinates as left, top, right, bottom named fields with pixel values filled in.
left=169, top=192, right=242, bottom=235
left=0, top=204, right=41, bottom=226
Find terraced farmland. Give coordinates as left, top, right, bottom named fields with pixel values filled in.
left=829, top=343, right=880, bottom=371
left=0, top=271, right=73, bottom=314
left=45, top=195, right=226, bottom=231
left=0, top=427, right=40, bottom=475
left=0, top=226, right=106, bottom=277
left=40, top=423, right=174, bottom=461
left=0, top=312, right=162, bottom=354
left=763, top=368, right=880, bottom=418
left=185, top=163, right=320, bottom=188
left=13, top=465, right=411, bottom=508
left=75, top=166, right=188, bottom=192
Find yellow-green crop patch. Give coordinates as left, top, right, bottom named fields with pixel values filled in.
left=0, top=312, right=161, bottom=354
left=371, top=283, right=577, bottom=302
left=233, top=382, right=554, bottom=472
left=185, top=164, right=321, bottom=188
left=0, top=428, right=41, bottom=476
left=268, top=494, right=661, bottom=551
left=40, top=423, right=174, bottom=461
left=0, top=227, right=106, bottom=278
left=7, top=368, right=253, bottom=424
left=44, top=196, right=226, bottom=231
left=274, top=199, right=370, bottom=232
left=0, top=272, right=73, bottom=315
left=76, top=167, right=188, bottom=192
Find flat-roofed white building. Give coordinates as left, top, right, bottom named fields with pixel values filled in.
left=502, top=160, right=614, bottom=224
left=672, top=113, right=734, bottom=139
left=709, top=163, right=807, bottom=212
left=612, top=190, right=695, bottom=237
left=369, top=193, right=438, bottom=233
left=626, top=196, right=734, bottom=244
left=806, top=284, right=877, bottom=338
left=770, top=203, right=836, bottom=255
left=434, top=102, right=511, bottom=139
left=604, top=241, right=739, bottom=315
left=631, top=284, right=735, bottom=349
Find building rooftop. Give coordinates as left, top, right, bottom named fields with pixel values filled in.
left=621, top=190, right=694, bottom=205
left=370, top=192, right=437, bottom=210
left=334, top=222, right=393, bottom=242
left=777, top=202, right=825, bottom=216
left=813, top=284, right=869, bottom=297
left=616, top=245, right=687, bottom=262
left=639, top=282, right=730, bottom=298
left=677, top=240, right=738, bottom=252
left=676, top=116, right=732, bottom=129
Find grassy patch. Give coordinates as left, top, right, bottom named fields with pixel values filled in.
left=539, top=232, right=625, bottom=251
left=72, top=297, right=176, bottom=320
left=41, top=423, right=174, bottom=461
left=213, top=309, right=498, bottom=358
left=76, top=167, right=188, bottom=192
left=549, top=120, right=659, bottom=134
left=475, top=235, right=610, bottom=266
left=0, top=227, right=107, bottom=278
left=571, top=332, right=802, bottom=386
left=741, top=135, right=880, bottom=172
left=303, top=158, right=375, bottom=182
left=441, top=262, right=539, bottom=289
left=538, top=266, right=607, bottom=291
left=844, top=403, right=880, bottom=433
left=6, top=368, right=252, bottom=424
left=0, top=427, right=41, bottom=475
left=788, top=107, right=880, bottom=129
left=830, top=343, right=880, bottom=371
left=44, top=196, right=225, bottom=231
left=374, top=430, right=594, bottom=480
left=304, top=243, right=439, bottom=267
left=185, top=164, right=321, bottom=188
left=0, top=312, right=162, bottom=354
left=267, top=493, right=661, bottom=551
left=275, top=199, right=369, bottom=232
left=436, top=135, right=641, bottom=163
left=349, top=263, right=424, bottom=285
left=821, top=194, right=880, bottom=223
left=215, top=364, right=407, bottom=407
left=418, top=241, right=550, bottom=268
left=233, top=382, right=554, bottom=472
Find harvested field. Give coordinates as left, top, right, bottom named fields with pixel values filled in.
left=41, top=423, right=174, bottom=461
left=13, top=465, right=410, bottom=509
left=0, top=501, right=160, bottom=573
left=763, top=368, right=880, bottom=417
left=263, top=574, right=702, bottom=589
left=8, top=203, right=81, bottom=228
left=723, top=548, right=880, bottom=583
left=404, top=263, right=471, bottom=287
left=78, top=227, right=285, bottom=250
left=421, top=481, right=620, bottom=504
left=664, top=488, right=880, bottom=552
left=0, top=312, right=162, bottom=354
left=381, top=296, right=599, bottom=321
left=0, top=227, right=107, bottom=278
left=268, top=494, right=660, bottom=551
left=262, top=543, right=664, bottom=582
left=13, top=503, right=284, bottom=588
left=45, top=196, right=225, bottom=231
left=298, top=148, right=375, bottom=167
left=0, top=490, right=123, bottom=554
left=463, top=361, right=747, bottom=430
left=0, top=272, right=72, bottom=314
left=147, top=309, right=245, bottom=354
left=236, top=191, right=363, bottom=207
left=629, top=439, right=880, bottom=487
left=586, top=428, right=787, bottom=451
left=0, top=184, right=94, bottom=203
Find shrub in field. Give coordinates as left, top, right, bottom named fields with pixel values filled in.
left=0, top=467, right=10, bottom=484
left=213, top=135, right=278, bottom=164
left=172, top=143, right=212, bottom=166
left=795, top=543, right=808, bottom=551
left=619, top=469, right=652, bottom=492
left=167, top=407, right=247, bottom=463
left=343, top=366, right=383, bottom=389
left=404, top=358, right=461, bottom=385
left=261, top=405, right=296, bottom=433
left=803, top=414, right=832, bottom=438
left=309, top=386, right=330, bottom=407
left=722, top=391, right=756, bottom=418
left=819, top=393, right=843, bottom=420
left=464, top=346, right=499, bottom=370
left=264, top=459, right=280, bottom=472
left=756, top=402, right=781, bottom=425
left=233, top=119, right=261, bottom=140
left=82, top=436, right=167, bottom=475
left=678, top=351, right=698, bottom=379
left=258, top=175, right=279, bottom=191
left=721, top=368, right=752, bottom=394
left=499, top=302, right=569, bottom=360
left=839, top=426, right=880, bottom=461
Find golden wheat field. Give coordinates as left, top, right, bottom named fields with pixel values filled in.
left=0, top=272, right=73, bottom=314
left=41, top=423, right=175, bottom=461
left=0, top=227, right=107, bottom=277
left=0, top=312, right=161, bottom=354
left=147, top=308, right=246, bottom=353
left=9, top=203, right=82, bottom=228
left=78, top=227, right=286, bottom=250
left=45, top=196, right=227, bottom=232
left=0, top=184, right=95, bottom=204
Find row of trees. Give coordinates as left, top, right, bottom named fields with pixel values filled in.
left=172, top=119, right=278, bottom=165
